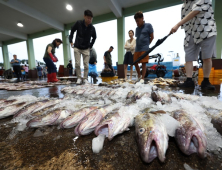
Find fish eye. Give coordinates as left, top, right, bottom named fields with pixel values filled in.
left=139, top=128, right=145, bottom=135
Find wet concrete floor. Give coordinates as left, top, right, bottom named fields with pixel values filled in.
left=0, top=78, right=222, bottom=170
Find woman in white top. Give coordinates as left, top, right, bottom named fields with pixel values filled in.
left=123, top=30, right=136, bottom=80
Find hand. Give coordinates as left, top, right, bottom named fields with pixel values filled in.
left=170, top=24, right=180, bottom=34
left=71, top=43, right=74, bottom=48
left=94, top=62, right=97, bottom=65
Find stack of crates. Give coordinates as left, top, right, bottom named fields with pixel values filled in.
left=214, top=69, right=222, bottom=78
left=198, top=68, right=215, bottom=78
left=146, top=62, right=173, bottom=78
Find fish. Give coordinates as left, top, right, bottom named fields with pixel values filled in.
left=135, top=112, right=169, bottom=163
left=60, top=106, right=98, bottom=128
left=173, top=110, right=207, bottom=158
left=126, top=90, right=135, bottom=99
left=171, top=93, right=200, bottom=101
left=30, top=99, right=60, bottom=114
left=140, top=92, right=151, bottom=99
left=0, top=99, right=17, bottom=108
left=76, top=89, right=87, bottom=95
left=75, top=104, right=119, bottom=136
left=13, top=99, right=52, bottom=118
left=0, top=102, right=28, bottom=119
left=31, top=104, right=56, bottom=117
left=134, top=92, right=144, bottom=100
left=27, top=108, right=71, bottom=128
left=151, top=91, right=172, bottom=104
left=94, top=110, right=131, bottom=140
left=210, top=112, right=222, bottom=136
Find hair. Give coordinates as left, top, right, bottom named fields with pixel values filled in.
left=128, top=30, right=134, bottom=35
left=38, top=63, right=40, bottom=66
left=84, top=10, right=93, bottom=17
left=25, top=64, right=27, bottom=67
left=134, top=11, right=143, bottom=19
left=110, top=46, right=114, bottom=49
left=52, top=38, right=63, bottom=48
left=13, top=54, right=17, bottom=57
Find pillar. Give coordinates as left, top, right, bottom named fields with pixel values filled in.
left=62, top=29, right=72, bottom=68
left=26, top=38, right=36, bottom=69
left=2, top=44, right=11, bottom=70
left=117, top=16, right=125, bottom=64
left=214, top=0, right=222, bottom=59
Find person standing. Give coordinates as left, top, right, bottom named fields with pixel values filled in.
left=69, top=10, right=97, bottom=85
left=103, top=46, right=114, bottom=73
left=170, top=0, right=217, bottom=90
left=10, top=55, right=21, bottom=82
left=67, top=60, right=73, bottom=76
left=43, top=38, right=63, bottom=83
left=124, top=30, right=136, bottom=80
left=37, top=64, right=42, bottom=79
left=133, top=11, right=154, bottom=84
left=89, top=47, right=98, bottom=83
left=24, top=64, right=29, bottom=79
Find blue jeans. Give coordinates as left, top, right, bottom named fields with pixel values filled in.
left=43, top=58, right=57, bottom=74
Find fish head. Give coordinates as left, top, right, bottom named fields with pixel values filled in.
left=135, top=113, right=168, bottom=163
left=173, top=110, right=207, bottom=158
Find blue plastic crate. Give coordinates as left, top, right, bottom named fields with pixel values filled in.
left=113, top=66, right=117, bottom=70
left=147, top=71, right=172, bottom=78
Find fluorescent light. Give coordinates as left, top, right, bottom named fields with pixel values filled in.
left=66, top=4, right=73, bottom=11
left=17, top=22, right=23, bottom=27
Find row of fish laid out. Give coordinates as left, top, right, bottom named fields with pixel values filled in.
left=0, top=81, right=73, bottom=91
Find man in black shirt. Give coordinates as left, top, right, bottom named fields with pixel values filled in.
left=67, top=60, right=73, bottom=76
left=69, top=10, right=97, bottom=85
left=103, top=46, right=114, bottom=72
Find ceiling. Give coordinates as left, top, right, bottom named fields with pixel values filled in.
left=0, top=0, right=155, bottom=43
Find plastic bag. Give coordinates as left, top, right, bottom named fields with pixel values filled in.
left=88, top=64, right=98, bottom=77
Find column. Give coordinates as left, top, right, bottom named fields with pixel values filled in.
left=117, top=16, right=125, bottom=64
left=2, top=44, right=11, bottom=70
left=62, top=29, right=72, bottom=68
left=26, top=38, right=36, bottom=69
left=214, top=0, right=222, bottom=59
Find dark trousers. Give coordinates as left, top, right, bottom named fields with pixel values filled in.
left=69, top=69, right=73, bottom=76
left=13, top=66, right=21, bottom=79
left=43, top=58, right=57, bottom=74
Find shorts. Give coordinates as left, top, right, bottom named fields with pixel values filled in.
left=123, top=52, right=134, bottom=65
left=185, top=35, right=217, bottom=62
left=133, top=51, right=149, bottom=64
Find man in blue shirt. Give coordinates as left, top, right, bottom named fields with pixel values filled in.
left=10, top=54, right=21, bottom=82
left=134, top=11, right=154, bottom=84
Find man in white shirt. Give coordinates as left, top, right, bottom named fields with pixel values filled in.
left=170, top=0, right=217, bottom=90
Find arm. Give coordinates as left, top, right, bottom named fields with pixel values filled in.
left=47, top=46, right=57, bottom=62
left=93, top=48, right=97, bottom=63
left=103, top=56, right=106, bottom=63
left=170, top=10, right=200, bottom=34
left=150, top=33, right=154, bottom=44
left=90, top=28, right=97, bottom=49
left=124, top=41, right=131, bottom=50
left=69, top=21, right=79, bottom=47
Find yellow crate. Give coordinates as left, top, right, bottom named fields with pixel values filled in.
left=198, top=68, right=214, bottom=77
left=100, top=76, right=118, bottom=82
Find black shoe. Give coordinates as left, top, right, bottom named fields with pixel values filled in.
left=201, top=81, right=215, bottom=90
left=178, top=80, right=195, bottom=88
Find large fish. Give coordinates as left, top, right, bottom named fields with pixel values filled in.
left=31, top=104, right=56, bottom=117
left=13, top=99, right=52, bottom=118
left=94, top=110, right=131, bottom=140
left=126, top=90, right=135, bottom=99
left=210, top=112, right=222, bottom=136
left=173, top=110, right=207, bottom=158
left=60, top=106, right=98, bottom=128
left=0, top=99, right=17, bottom=108
left=30, top=99, right=60, bottom=114
left=27, top=108, right=71, bottom=128
left=75, top=104, right=119, bottom=136
left=135, top=112, right=168, bottom=163
left=151, top=91, right=172, bottom=104
left=0, top=102, right=27, bottom=119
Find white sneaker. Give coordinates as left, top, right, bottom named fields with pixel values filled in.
left=76, top=78, right=82, bottom=85
left=83, top=79, right=90, bottom=84
left=139, top=79, right=144, bottom=84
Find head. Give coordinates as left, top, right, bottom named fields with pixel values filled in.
left=134, top=11, right=144, bottom=27
left=84, top=10, right=93, bottom=26
left=13, top=55, right=17, bottom=59
left=69, top=60, right=72, bottom=63
left=38, top=64, right=40, bottom=66
left=128, top=30, right=134, bottom=38
left=109, top=46, right=114, bottom=52
left=52, top=38, right=63, bottom=48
